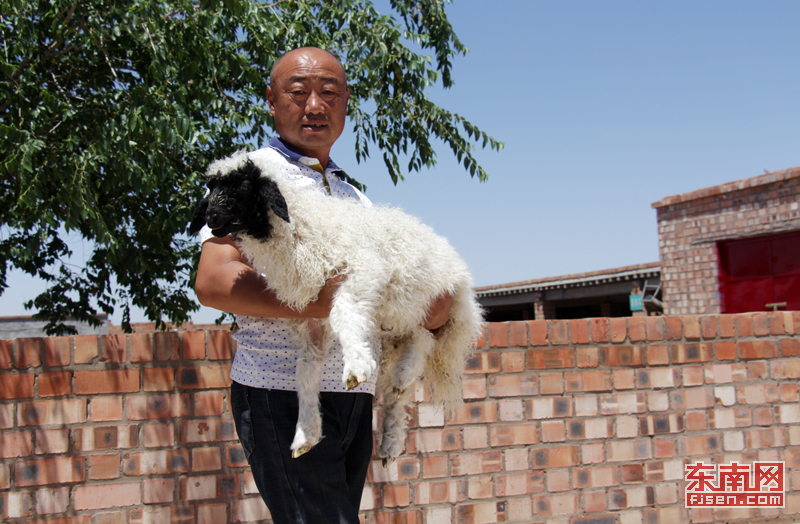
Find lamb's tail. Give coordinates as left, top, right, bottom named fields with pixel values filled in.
left=422, top=287, right=484, bottom=410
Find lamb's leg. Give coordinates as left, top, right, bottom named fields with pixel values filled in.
left=328, top=279, right=379, bottom=390
left=289, top=320, right=328, bottom=458
left=377, top=327, right=436, bottom=466
left=391, top=326, right=436, bottom=393
left=377, top=386, right=411, bottom=467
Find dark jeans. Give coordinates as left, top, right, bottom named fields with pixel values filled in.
left=230, top=381, right=373, bottom=524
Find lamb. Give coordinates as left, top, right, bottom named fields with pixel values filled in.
left=189, top=148, right=483, bottom=464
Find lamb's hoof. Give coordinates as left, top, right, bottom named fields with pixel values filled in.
left=292, top=445, right=312, bottom=458
left=382, top=457, right=395, bottom=468
left=345, top=374, right=366, bottom=391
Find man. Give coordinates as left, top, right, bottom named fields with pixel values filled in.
left=195, top=47, right=451, bottom=524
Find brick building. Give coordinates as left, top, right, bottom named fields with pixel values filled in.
left=653, top=166, right=800, bottom=316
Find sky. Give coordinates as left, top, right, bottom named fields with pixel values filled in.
left=2, top=0, right=799, bottom=325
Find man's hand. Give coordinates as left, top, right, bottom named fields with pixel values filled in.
left=423, top=293, right=453, bottom=331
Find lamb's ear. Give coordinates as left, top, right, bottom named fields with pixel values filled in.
left=188, top=196, right=210, bottom=234
left=257, top=177, right=290, bottom=223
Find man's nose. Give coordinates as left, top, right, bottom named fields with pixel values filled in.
left=305, top=90, right=324, bottom=114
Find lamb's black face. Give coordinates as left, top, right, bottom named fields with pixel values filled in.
left=188, top=158, right=290, bottom=241
left=204, top=175, right=257, bottom=237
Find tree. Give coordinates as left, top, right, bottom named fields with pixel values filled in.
left=0, top=0, right=502, bottom=334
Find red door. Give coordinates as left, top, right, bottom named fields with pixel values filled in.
left=718, top=230, right=800, bottom=313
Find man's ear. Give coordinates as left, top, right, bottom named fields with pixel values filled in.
left=266, top=86, right=276, bottom=115
left=257, top=177, right=290, bottom=223
left=188, top=196, right=209, bottom=234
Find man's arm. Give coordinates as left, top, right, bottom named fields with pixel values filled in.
left=195, top=236, right=340, bottom=318
left=196, top=236, right=452, bottom=327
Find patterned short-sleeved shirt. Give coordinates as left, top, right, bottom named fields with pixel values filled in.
left=198, top=137, right=379, bottom=394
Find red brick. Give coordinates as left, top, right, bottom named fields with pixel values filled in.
left=144, top=478, right=174, bottom=504
left=144, top=367, right=175, bottom=391
left=447, top=401, right=498, bottom=425
left=501, top=351, right=525, bottom=372
left=700, top=316, right=718, bottom=339
left=422, top=455, right=449, bottom=479
left=44, top=337, right=70, bottom=366
left=590, top=318, right=609, bottom=343
left=155, top=332, right=180, bottom=360
left=90, top=396, right=123, bottom=421
left=18, top=399, right=86, bottom=426
left=664, top=316, right=683, bottom=340
left=0, top=339, right=12, bottom=368
left=74, top=369, right=139, bottom=394
left=565, top=371, right=613, bottom=393
left=488, top=323, right=508, bottom=348
left=647, top=345, right=670, bottom=365
left=628, top=316, right=646, bottom=342
left=192, top=447, right=222, bottom=472
left=496, top=472, right=545, bottom=497
left=462, top=376, right=487, bottom=400
left=490, top=423, right=538, bottom=447
left=87, top=454, right=121, bottom=480
left=74, top=335, right=99, bottom=364
left=604, top=346, right=643, bottom=367
left=0, top=431, right=32, bottom=458
left=449, top=451, right=503, bottom=476
left=0, top=373, right=34, bottom=399
left=463, top=351, right=500, bottom=374
left=73, top=482, right=141, bottom=510
left=613, top=369, right=635, bottom=390
left=570, top=319, right=590, bottom=344
left=384, top=483, right=410, bottom=507
left=16, top=337, right=43, bottom=368
left=577, top=347, right=599, bottom=368
left=127, top=393, right=190, bottom=420
left=738, top=340, right=778, bottom=360
left=487, top=374, right=537, bottom=397
left=683, top=316, right=700, bottom=340
left=34, top=428, right=70, bottom=455
left=194, top=391, right=225, bottom=417
left=38, top=371, right=72, bottom=397
left=15, top=456, right=85, bottom=486
left=182, top=331, right=206, bottom=360
left=719, top=314, right=736, bottom=337
left=179, top=418, right=237, bottom=443
left=539, top=373, right=564, bottom=395
left=532, top=492, right=579, bottom=517
left=508, top=321, right=528, bottom=347
left=780, top=338, right=800, bottom=357
left=737, top=314, right=754, bottom=337
left=125, top=449, right=190, bottom=476
left=532, top=445, right=580, bottom=469
left=101, top=335, right=127, bottom=363
left=671, top=343, right=712, bottom=363
left=529, top=320, right=548, bottom=345
left=178, top=365, right=231, bottom=390
left=144, top=422, right=175, bottom=448
left=130, top=333, right=154, bottom=362
left=549, top=320, right=569, bottom=345
left=645, top=317, right=665, bottom=341
left=716, top=341, right=736, bottom=360
left=208, top=331, right=233, bottom=359
left=609, top=317, right=627, bottom=343
left=529, top=348, right=575, bottom=369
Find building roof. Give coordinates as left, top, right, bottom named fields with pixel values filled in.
left=652, top=166, right=800, bottom=209
left=474, top=262, right=661, bottom=298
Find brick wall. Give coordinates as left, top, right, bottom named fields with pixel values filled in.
left=653, top=166, right=800, bottom=316
left=1, top=313, right=800, bottom=524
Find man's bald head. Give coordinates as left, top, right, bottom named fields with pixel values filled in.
left=270, top=47, right=347, bottom=90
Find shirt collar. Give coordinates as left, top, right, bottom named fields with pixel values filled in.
left=268, top=136, right=344, bottom=178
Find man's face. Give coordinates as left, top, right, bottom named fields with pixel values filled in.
left=267, top=48, right=349, bottom=163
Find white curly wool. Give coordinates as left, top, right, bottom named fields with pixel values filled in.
left=208, top=149, right=484, bottom=462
